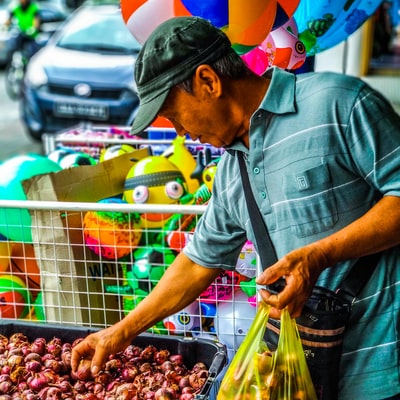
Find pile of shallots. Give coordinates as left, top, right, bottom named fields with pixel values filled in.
left=0, top=332, right=209, bottom=400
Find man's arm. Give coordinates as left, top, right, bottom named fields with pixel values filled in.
left=71, top=252, right=222, bottom=376
left=257, top=195, right=400, bottom=318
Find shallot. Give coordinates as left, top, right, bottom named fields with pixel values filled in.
left=0, top=333, right=210, bottom=399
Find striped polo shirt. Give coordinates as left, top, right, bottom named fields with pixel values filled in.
left=184, top=67, right=400, bottom=399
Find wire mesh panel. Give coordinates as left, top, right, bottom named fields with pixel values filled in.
left=0, top=128, right=258, bottom=359
left=0, top=203, right=258, bottom=356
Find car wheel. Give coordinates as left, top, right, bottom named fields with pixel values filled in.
left=26, top=126, right=43, bottom=142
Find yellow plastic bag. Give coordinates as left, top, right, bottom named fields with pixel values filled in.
left=217, top=303, right=317, bottom=400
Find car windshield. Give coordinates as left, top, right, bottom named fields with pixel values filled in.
left=56, top=9, right=141, bottom=54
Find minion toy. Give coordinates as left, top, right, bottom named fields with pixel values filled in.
left=123, top=155, right=190, bottom=230
left=202, top=158, right=220, bottom=192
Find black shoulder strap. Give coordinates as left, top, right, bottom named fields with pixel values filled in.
left=238, top=151, right=379, bottom=300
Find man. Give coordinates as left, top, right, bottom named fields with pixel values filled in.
left=71, top=16, right=400, bottom=399
left=5, top=0, right=41, bottom=57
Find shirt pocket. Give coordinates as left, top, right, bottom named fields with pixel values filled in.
left=282, top=163, right=338, bottom=237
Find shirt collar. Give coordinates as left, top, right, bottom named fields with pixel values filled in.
left=226, top=67, right=296, bottom=154
left=259, top=67, right=296, bottom=114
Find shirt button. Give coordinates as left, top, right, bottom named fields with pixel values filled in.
left=253, top=167, right=260, bottom=174
left=261, top=191, right=267, bottom=199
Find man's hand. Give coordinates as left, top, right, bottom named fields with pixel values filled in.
left=256, top=245, right=328, bottom=319
left=71, top=324, right=132, bottom=376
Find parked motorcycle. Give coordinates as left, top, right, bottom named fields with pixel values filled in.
left=4, top=29, right=39, bottom=100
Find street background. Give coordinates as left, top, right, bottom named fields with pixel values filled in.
left=0, top=69, right=43, bottom=161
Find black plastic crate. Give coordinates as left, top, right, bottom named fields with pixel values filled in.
left=0, top=320, right=228, bottom=400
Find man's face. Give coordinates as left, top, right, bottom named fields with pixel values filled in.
left=159, top=83, right=245, bottom=148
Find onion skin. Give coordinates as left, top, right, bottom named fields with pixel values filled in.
left=0, top=333, right=210, bottom=399
left=70, top=359, right=92, bottom=381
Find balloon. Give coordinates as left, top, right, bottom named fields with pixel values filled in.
left=235, top=240, right=257, bottom=278
left=215, top=290, right=256, bottom=350
left=241, top=17, right=306, bottom=73
left=121, top=0, right=301, bottom=54
left=294, top=0, right=383, bottom=55
left=199, top=270, right=247, bottom=303
left=272, top=0, right=301, bottom=29
left=33, top=291, right=45, bottom=321
left=83, top=198, right=143, bottom=260
left=0, top=241, right=12, bottom=273
left=10, top=242, right=41, bottom=300
left=163, top=300, right=202, bottom=335
left=261, top=17, right=307, bottom=70
left=58, top=152, right=97, bottom=169
left=0, top=155, right=62, bottom=242
left=123, top=156, right=189, bottom=229
left=0, top=274, right=31, bottom=319
left=240, top=46, right=270, bottom=75
left=162, top=136, right=199, bottom=194
left=99, top=144, right=136, bottom=162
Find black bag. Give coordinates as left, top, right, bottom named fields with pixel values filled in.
left=238, top=152, right=380, bottom=400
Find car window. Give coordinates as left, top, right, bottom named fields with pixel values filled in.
left=56, top=10, right=141, bottom=54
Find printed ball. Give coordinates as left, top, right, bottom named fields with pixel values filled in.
left=163, top=300, right=202, bottom=335
left=0, top=154, right=62, bottom=242
left=0, top=274, right=31, bottom=319
left=59, top=152, right=97, bottom=169
left=215, top=290, right=256, bottom=350
left=100, top=144, right=136, bottom=162
left=0, top=241, right=12, bottom=272
left=83, top=198, right=142, bottom=260
left=47, top=149, right=72, bottom=164
left=10, top=243, right=41, bottom=300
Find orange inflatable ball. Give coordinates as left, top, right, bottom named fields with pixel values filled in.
left=83, top=198, right=143, bottom=260
left=0, top=241, right=12, bottom=273
left=0, top=274, right=31, bottom=319
left=10, top=243, right=41, bottom=300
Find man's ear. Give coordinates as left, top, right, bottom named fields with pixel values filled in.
left=193, top=64, right=222, bottom=98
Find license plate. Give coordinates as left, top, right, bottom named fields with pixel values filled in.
left=54, top=102, right=109, bottom=120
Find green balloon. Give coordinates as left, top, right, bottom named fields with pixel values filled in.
left=0, top=154, right=62, bottom=242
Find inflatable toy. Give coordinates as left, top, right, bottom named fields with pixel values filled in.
left=262, top=17, right=306, bottom=70
left=215, top=289, right=256, bottom=350
left=242, top=17, right=306, bottom=74
left=235, top=240, right=257, bottom=278
left=0, top=154, right=62, bottom=242
left=0, top=274, right=31, bottom=319
left=0, top=241, right=12, bottom=273
left=33, top=291, right=45, bottom=321
left=121, top=0, right=300, bottom=54
left=59, top=152, right=97, bottom=169
left=47, top=148, right=73, bottom=164
left=123, top=155, right=190, bottom=229
left=99, top=144, right=137, bottom=162
left=162, top=136, right=199, bottom=194
left=294, top=0, right=382, bottom=55
left=10, top=242, right=41, bottom=300
left=83, top=198, right=142, bottom=260
left=163, top=300, right=202, bottom=335
left=125, top=244, right=176, bottom=295
left=200, top=270, right=247, bottom=304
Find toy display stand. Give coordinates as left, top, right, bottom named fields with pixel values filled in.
left=0, top=123, right=260, bottom=399
left=41, top=122, right=225, bottom=159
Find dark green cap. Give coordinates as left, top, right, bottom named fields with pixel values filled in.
left=130, top=16, right=234, bottom=135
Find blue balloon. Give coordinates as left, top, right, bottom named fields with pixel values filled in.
left=180, top=0, right=228, bottom=28
left=294, top=0, right=382, bottom=55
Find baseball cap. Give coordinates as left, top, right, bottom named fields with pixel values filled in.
left=130, top=16, right=234, bottom=136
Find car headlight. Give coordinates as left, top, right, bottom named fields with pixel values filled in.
left=25, top=59, right=48, bottom=88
